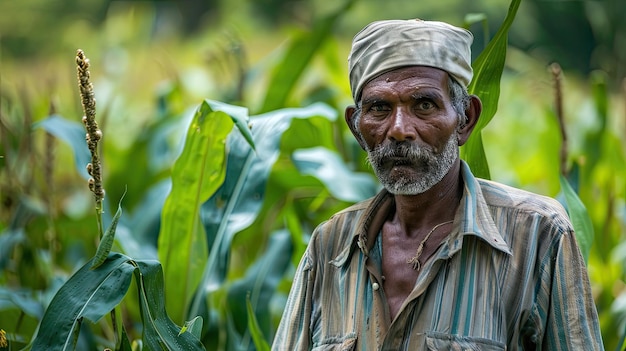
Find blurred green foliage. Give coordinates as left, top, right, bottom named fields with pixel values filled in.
left=2, top=0, right=626, bottom=85
left=1, top=0, right=625, bottom=350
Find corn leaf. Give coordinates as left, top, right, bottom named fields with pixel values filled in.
left=33, top=114, right=91, bottom=180
left=179, top=316, right=203, bottom=339
left=91, top=190, right=126, bottom=269
left=246, top=298, right=270, bottom=351
left=462, top=0, right=521, bottom=179
left=0, top=228, right=26, bottom=271
left=259, top=0, right=355, bottom=112
left=157, top=100, right=247, bottom=324
left=134, top=259, right=205, bottom=350
left=559, top=175, right=594, bottom=262
left=292, top=146, right=378, bottom=202
left=32, top=252, right=205, bottom=350
left=189, top=103, right=336, bottom=318
left=119, top=326, right=133, bottom=351
left=227, top=230, right=293, bottom=347
left=32, top=254, right=136, bottom=350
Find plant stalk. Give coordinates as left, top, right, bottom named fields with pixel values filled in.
left=551, top=62, right=568, bottom=176
left=76, top=49, right=105, bottom=237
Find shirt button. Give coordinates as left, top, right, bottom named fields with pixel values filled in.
left=372, top=282, right=380, bottom=291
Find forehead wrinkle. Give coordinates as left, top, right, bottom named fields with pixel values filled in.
left=360, top=85, right=397, bottom=104
left=361, top=88, right=443, bottom=106
left=411, top=90, right=444, bottom=102
left=361, top=96, right=386, bottom=107
left=361, top=71, right=448, bottom=105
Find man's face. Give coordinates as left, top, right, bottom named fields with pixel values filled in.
left=356, top=66, right=461, bottom=195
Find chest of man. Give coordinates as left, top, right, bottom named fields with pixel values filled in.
left=312, top=235, right=511, bottom=350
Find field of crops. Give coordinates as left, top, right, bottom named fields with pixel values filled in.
left=1, top=0, right=625, bottom=349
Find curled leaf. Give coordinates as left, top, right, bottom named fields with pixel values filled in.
left=91, top=190, right=126, bottom=269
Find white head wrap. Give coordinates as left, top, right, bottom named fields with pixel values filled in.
left=348, top=19, right=474, bottom=101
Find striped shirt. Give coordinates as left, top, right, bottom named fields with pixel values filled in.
left=272, top=161, right=604, bottom=350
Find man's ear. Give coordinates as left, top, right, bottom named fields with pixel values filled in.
left=457, top=95, right=482, bottom=146
left=345, top=105, right=367, bottom=150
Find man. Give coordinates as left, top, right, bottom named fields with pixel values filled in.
left=272, top=19, right=604, bottom=350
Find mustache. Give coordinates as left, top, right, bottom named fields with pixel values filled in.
left=368, top=141, right=435, bottom=163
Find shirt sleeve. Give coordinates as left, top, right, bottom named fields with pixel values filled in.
left=271, top=244, right=316, bottom=350
left=538, top=228, right=604, bottom=350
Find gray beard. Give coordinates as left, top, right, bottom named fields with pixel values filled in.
left=366, top=133, right=458, bottom=195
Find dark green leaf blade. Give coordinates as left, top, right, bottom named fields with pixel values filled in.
left=227, top=230, right=293, bottom=347
left=92, top=191, right=126, bottom=269
left=32, top=253, right=135, bottom=350
left=118, top=325, right=133, bottom=351
left=134, top=260, right=205, bottom=351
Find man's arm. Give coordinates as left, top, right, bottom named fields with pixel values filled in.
left=542, top=229, right=604, bottom=350
left=271, top=248, right=315, bottom=350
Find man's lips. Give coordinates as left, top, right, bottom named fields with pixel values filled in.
left=385, top=156, right=413, bottom=167
left=383, top=155, right=431, bottom=171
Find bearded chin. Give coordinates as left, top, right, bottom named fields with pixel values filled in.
left=367, top=134, right=459, bottom=195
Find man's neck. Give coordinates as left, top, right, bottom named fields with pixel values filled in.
left=390, top=160, right=463, bottom=237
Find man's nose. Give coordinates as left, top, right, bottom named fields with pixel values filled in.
left=388, top=109, right=417, bottom=142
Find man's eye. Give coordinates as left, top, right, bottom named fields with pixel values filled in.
left=370, top=104, right=389, bottom=112
left=417, top=101, right=434, bottom=110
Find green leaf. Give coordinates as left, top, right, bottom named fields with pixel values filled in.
left=0, top=228, right=26, bottom=271
left=259, top=0, right=356, bottom=112
left=179, top=316, right=204, bottom=339
left=461, top=132, right=490, bottom=181
left=468, top=0, right=521, bottom=130
left=559, top=175, right=594, bottom=262
left=92, top=190, right=126, bottom=269
left=33, top=114, right=91, bottom=180
left=32, top=252, right=205, bottom=350
left=227, top=230, right=293, bottom=346
left=189, top=103, right=336, bottom=318
left=462, top=0, right=521, bottom=179
left=0, top=287, right=44, bottom=319
left=157, top=100, right=239, bottom=324
left=134, top=259, right=205, bottom=350
left=122, top=179, right=170, bottom=259
left=246, top=298, right=270, bottom=351
left=0, top=196, right=46, bottom=269
left=205, top=99, right=255, bottom=151
left=32, top=253, right=136, bottom=350
left=119, top=326, right=133, bottom=351
left=292, top=146, right=378, bottom=202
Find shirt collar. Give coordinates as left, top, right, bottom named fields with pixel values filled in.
left=453, top=161, right=512, bottom=255
left=332, top=160, right=511, bottom=267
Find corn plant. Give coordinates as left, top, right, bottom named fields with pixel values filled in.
left=1, top=0, right=624, bottom=349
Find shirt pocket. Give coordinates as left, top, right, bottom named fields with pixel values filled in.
left=426, top=332, right=506, bottom=351
left=311, top=335, right=356, bottom=351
